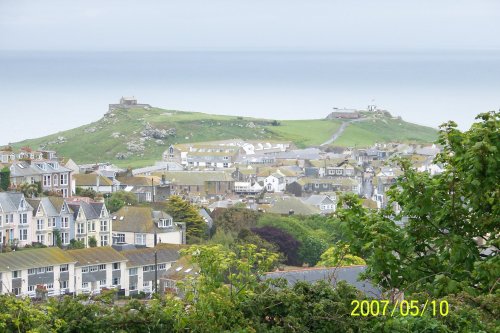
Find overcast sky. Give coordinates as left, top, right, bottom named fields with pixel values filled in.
left=1, top=0, right=500, bottom=51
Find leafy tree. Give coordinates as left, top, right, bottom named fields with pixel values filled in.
left=166, top=195, right=207, bottom=243
left=0, top=167, right=10, bottom=191
left=213, top=206, right=260, bottom=234
left=337, top=111, right=500, bottom=297
left=67, top=239, right=85, bottom=249
left=106, top=190, right=137, bottom=213
left=18, top=182, right=40, bottom=198
left=75, top=187, right=98, bottom=199
left=53, top=229, right=63, bottom=248
left=252, top=226, right=302, bottom=266
left=316, top=243, right=366, bottom=267
left=88, top=236, right=97, bottom=248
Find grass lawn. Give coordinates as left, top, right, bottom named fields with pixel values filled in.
left=265, top=119, right=342, bottom=147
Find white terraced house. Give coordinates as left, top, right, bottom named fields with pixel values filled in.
left=66, top=198, right=112, bottom=247
left=0, top=192, right=34, bottom=248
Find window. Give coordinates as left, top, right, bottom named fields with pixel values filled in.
left=100, top=235, right=109, bottom=246
left=43, top=175, right=51, bottom=187
left=36, top=235, right=45, bottom=243
left=323, top=183, right=328, bottom=188
left=60, top=280, right=68, bottom=289
left=112, top=277, right=120, bottom=286
left=12, top=270, right=21, bottom=278
left=129, top=282, right=137, bottom=291
left=19, top=229, right=28, bottom=241
left=143, top=281, right=151, bottom=287
left=129, top=268, right=138, bottom=276
left=135, top=233, right=146, bottom=245
left=12, top=287, right=21, bottom=296
left=61, top=232, right=69, bottom=244
left=223, top=162, right=229, bottom=168
left=82, top=282, right=89, bottom=289
left=60, top=173, right=68, bottom=185
left=45, top=266, right=53, bottom=272
left=37, top=219, right=44, bottom=230
left=6, top=214, right=13, bottom=223
left=28, top=268, right=36, bottom=275
left=100, top=220, right=108, bottom=232
left=90, top=266, right=98, bottom=272
left=158, top=264, right=166, bottom=270
left=49, top=218, right=56, bottom=227
left=46, top=283, right=53, bottom=290
left=115, top=233, right=125, bottom=244
left=20, top=213, right=28, bottom=224
left=314, top=183, right=320, bottom=188
left=143, top=266, right=150, bottom=272
left=61, top=188, right=68, bottom=198
left=98, top=264, right=106, bottom=271
left=99, top=279, right=106, bottom=286
left=88, top=221, right=96, bottom=232
left=81, top=266, right=89, bottom=273
left=60, top=264, right=68, bottom=272
left=53, top=174, right=58, bottom=186
left=158, top=219, right=172, bottom=228
left=77, top=223, right=85, bottom=234
left=61, top=217, right=69, bottom=228
left=37, top=267, right=46, bottom=274
left=113, top=262, right=120, bottom=270
left=28, top=285, right=36, bottom=292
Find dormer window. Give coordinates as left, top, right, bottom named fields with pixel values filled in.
left=158, top=218, right=172, bottom=228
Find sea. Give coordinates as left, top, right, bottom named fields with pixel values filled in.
left=0, top=50, right=499, bottom=145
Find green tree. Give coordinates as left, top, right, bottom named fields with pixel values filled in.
left=106, top=190, right=137, bottom=213
left=75, top=187, right=98, bottom=199
left=316, top=243, right=366, bottom=267
left=67, top=238, right=85, bottom=249
left=53, top=229, right=63, bottom=248
left=166, top=195, right=207, bottom=243
left=18, top=182, right=40, bottom=198
left=88, top=236, right=97, bottom=248
left=337, top=111, right=500, bottom=297
left=0, top=167, right=10, bottom=191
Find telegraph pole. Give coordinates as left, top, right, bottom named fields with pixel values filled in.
left=154, top=232, right=158, bottom=294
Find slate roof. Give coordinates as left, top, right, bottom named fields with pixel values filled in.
left=67, top=200, right=104, bottom=220
left=67, top=247, right=127, bottom=267
left=26, top=197, right=60, bottom=217
left=112, top=206, right=178, bottom=233
left=152, top=171, right=234, bottom=186
left=264, top=266, right=381, bottom=297
left=73, top=173, right=114, bottom=186
left=117, top=176, right=161, bottom=186
left=0, top=192, right=30, bottom=212
left=121, top=244, right=183, bottom=268
left=302, top=195, right=335, bottom=206
left=0, top=247, right=76, bottom=272
left=268, top=197, right=320, bottom=215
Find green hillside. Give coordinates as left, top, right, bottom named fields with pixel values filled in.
left=11, top=107, right=437, bottom=168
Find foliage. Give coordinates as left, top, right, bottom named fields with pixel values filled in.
left=251, top=226, right=302, bottom=266
left=0, top=166, right=10, bottom=191
left=213, top=206, right=261, bottom=234
left=317, top=243, right=366, bottom=267
left=166, top=195, right=207, bottom=243
left=53, top=229, right=62, bottom=248
left=18, top=182, right=41, bottom=198
left=88, top=236, right=97, bottom=248
left=337, top=111, right=500, bottom=297
left=106, top=190, right=137, bottom=213
left=67, top=238, right=85, bottom=249
left=75, top=187, right=98, bottom=199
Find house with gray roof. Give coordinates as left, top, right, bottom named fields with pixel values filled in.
left=302, top=194, right=336, bottom=213
left=112, top=206, right=184, bottom=247
left=66, top=198, right=112, bottom=248
left=0, top=192, right=33, bottom=248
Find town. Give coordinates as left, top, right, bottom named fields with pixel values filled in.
left=0, top=100, right=445, bottom=299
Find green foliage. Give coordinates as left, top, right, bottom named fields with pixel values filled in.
left=337, top=111, right=500, bottom=297
left=166, top=195, right=207, bottom=243
left=106, top=190, right=137, bottom=213
left=53, top=229, right=63, bottom=248
left=0, top=166, right=10, bottom=191
left=317, top=243, right=366, bottom=267
left=88, top=236, right=97, bottom=248
left=213, top=206, right=261, bottom=234
left=75, top=187, right=98, bottom=199
left=67, top=238, right=85, bottom=249
left=18, top=182, right=41, bottom=198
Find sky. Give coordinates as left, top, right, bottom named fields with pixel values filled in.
left=0, top=1, right=499, bottom=145
left=1, top=0, right=500, bottom=52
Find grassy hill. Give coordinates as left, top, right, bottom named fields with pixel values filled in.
left=11, top=107, right=437, bottom=168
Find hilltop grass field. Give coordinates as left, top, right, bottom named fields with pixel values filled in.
left=11, top=107, right=437, bottom=168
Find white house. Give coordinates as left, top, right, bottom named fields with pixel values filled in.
left=263, top=173, right=286, bottom=192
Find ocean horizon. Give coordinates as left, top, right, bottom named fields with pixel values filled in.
left=1, top=50, right=499, bottom=145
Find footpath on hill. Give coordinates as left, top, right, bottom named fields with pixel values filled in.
left=320, top=118, right=369, bottom=146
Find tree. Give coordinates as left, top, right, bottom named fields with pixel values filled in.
left=337, top=111, right=500, bottom=297
left=316, top=243, right=366, bottom=267
left=88, top=236, right=97, bottom=248
left=106, top=190, right=137, bottom=213
left=67, top=239, right=85, bottom=249
left=75, top=187, right=98, bottom=200
left=213, top=206, right=260, bottom=234
left=53, top=229, right=63, bottom=248
left=19, top=182, right=40, bottom=198
left=251, top=226, right=302, bottom=266
left=0, top=167, right=10, bottom=191
left=166, top=195, right=206, bottom=243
